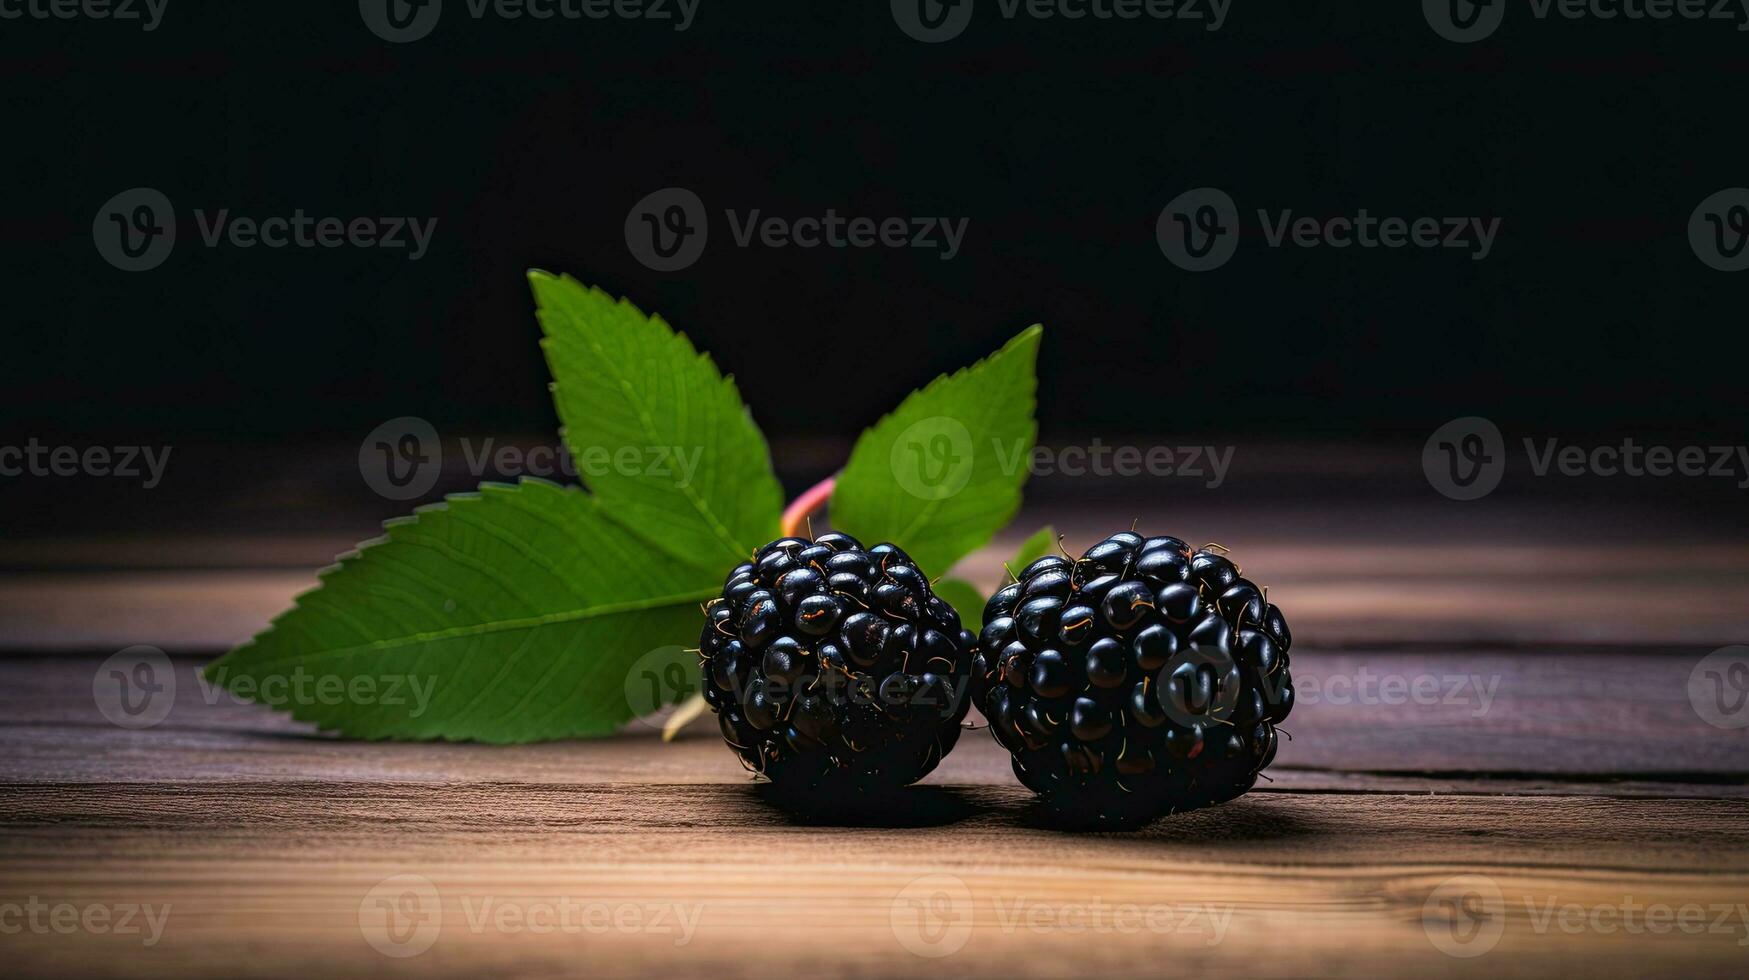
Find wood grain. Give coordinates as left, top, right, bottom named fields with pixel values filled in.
left=4, top=646, right=1749, bottom=978
left=4, top=492, right=1748, bottom=977
left=6, top=514, right=1748, bottom=652
left=7, top=652, right=1748, bottom=786
left=4, top=774, right=1748, bottom=977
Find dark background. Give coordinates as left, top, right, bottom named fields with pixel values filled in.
left=3, top=2, right=1747, bottom=534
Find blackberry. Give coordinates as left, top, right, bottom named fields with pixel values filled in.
left=972, top=533, right=1294, bottom=828
left=700, top=532, right=976, bottom=793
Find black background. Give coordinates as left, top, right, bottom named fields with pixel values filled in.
left=4, top=2, right=1747, bottom=450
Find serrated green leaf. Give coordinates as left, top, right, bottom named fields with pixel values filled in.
left=831, top=326, right=1042, bottom=577
left=934, top=577, right=987, bottom=633
left=1009, top=524, right=1059, bottom=576
left=204, top=480, right=719, bottom=742
left=531, top=271, right=783, bottom=567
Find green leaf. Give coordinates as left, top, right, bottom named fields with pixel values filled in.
left=531, top=271, right=783, bottom=568
left=211, top=276, right=792, bottom=742
left=1008, top=524, right=1059, bottom=577
left=831, top=326, right=1042, bottom=577
left=930, top=526, right=1055, bottom=634
left=934, top=577, right=987, bottom=633
left=205, top=480, right=719, bottom=742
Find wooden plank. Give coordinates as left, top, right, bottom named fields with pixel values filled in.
left=5, top=515, right=1748, bottom=651
left=3, top=784, right=1747, bottom=978
left=2, top=482, right=1745, bottom=977
left=4, top=643, right=1747, bottom=976
left=7, top=556, right=1749, bottom=652
left=5, top=652, right=1745, bottom=787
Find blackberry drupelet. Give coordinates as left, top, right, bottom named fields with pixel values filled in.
left=700, top=533, right=976, bottom=793
left=971, top=532, right=1294, bottom=827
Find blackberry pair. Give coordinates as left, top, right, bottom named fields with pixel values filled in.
left=698, top=530, right=1294, bottom=826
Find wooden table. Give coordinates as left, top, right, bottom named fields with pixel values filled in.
left=5, top=489, right=1749, bottom=977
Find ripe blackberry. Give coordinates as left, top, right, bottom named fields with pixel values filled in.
left=700, top=533, right=976, bottom=793
left=972, top=532, right=1294, bottom=827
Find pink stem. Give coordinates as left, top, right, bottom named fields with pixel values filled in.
left=780, top=475, right=838, bottom=538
